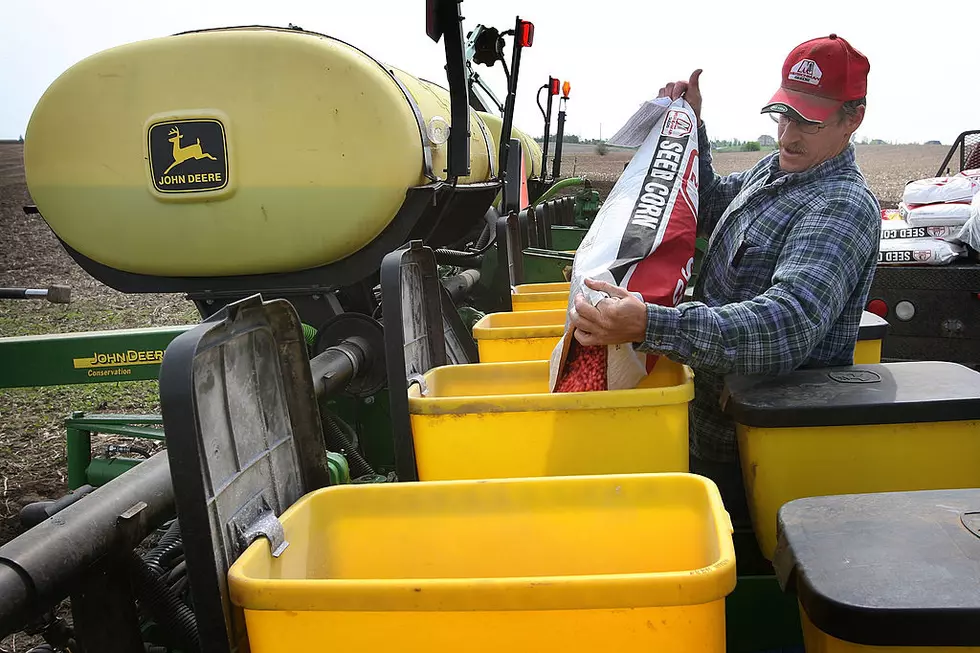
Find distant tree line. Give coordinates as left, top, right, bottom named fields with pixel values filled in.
left=711, top=139, right=763, bottom=152
left=534, top=134, right=590, bottom=144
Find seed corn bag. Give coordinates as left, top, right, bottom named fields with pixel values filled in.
left=902, top=172, right=980, bottom=206
left=900, top=201, right=972, bottom=227
left=880, top=218, right=959, bottom=241
left=877, top=237, right=966, bottom=265
left=549, top=97, right=699, bottom=393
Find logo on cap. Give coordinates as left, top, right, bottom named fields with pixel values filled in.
left=769, top=103, right=789, bottom=113
left=788, top=59, right=822, bottom=86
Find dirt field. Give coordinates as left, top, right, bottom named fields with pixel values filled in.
left=0, top=138, right=956, bottom=648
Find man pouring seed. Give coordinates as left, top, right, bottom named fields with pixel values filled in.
left=569, top=34, right=881, bottom=525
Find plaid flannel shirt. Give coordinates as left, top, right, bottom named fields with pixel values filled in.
left=637, top=123, right=881, bottom=463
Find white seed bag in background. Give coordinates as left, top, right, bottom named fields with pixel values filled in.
left=877, top=237, right=966, bottom=265
left=900, top=201, right=973, bottom=227
left=903, top=170, right=980, bottom=205
left=880, top=218, right=960, bottom=241
left=954, top=193, right=980, bottom=252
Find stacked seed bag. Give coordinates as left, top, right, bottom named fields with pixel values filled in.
left=955, top=187, right=980, bottom=253
left=877, top=169, right=980, bottom=265
left=900, top=169, right=980, bottom=226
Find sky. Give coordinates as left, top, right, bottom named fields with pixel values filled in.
left=1, top=0, right=976, bottom=145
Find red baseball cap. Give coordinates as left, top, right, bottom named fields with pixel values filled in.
left=761, top=34, right=870, bottom=123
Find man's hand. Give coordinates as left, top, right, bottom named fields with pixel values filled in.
left=569, top=278, right=648, bottom=347
left=658, top=69, right=703, bottom=125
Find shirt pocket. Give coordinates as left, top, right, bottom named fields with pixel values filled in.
left=728, top=243, right=776, bottom=298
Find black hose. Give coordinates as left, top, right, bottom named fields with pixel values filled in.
left=166, top=560, right=188, bottom=586
left=127, top=552, right=200, bottom=652
left=19, top=485, right=95, bottom=529
left=322, top=412, right=374, bottom=479
left=435, top=248, right=484, bottom=266
left=475, top=222, right=493, bottom=249
left=142, top=519, right=182, bottom=577
left=170, top=575, right=189, bottom=597
left=329, top=409, right=359, bottom=450
left=438, top=206, right=500, bottom=263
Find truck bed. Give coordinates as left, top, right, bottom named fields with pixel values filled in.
left=869, top=262, right=980, bottom=367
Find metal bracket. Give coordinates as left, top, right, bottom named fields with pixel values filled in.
left=232, top=494, right=289, bottom=558
left=407, top=373, right=429, bottom=397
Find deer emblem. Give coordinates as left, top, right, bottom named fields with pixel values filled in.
left=163, top=126, right=217, bottom=175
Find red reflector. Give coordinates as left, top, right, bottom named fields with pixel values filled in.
left=562, top=80, right=571, bottom=98
left=867, top=299, right=888, bottom=317
left=519, top=21, right=534, bottom=47
left=550, top=78, right=560, bottom=95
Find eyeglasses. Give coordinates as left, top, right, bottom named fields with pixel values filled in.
left=768, top=112, right=831, bottom=135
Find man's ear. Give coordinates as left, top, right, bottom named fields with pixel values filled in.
left=846, top=104, right=866, bottom=134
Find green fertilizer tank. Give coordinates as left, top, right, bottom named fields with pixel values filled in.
left=24, top=26, right=535, bottom=282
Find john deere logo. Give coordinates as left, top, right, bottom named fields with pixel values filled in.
left=148, top=119, right=228, bottom=193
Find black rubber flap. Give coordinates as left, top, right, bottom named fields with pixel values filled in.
left=774, top=489, right=980, bottom=646
left=722, top=361, right=980, bottom=428
left=440, top=286, right=479, bottom=365
left=159, top=294, right=331, bottom=653
left=858, top=310, right=888, bottom=340
left=381, top=241, right=449, bottom=482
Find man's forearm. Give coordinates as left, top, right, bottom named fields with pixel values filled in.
left=638, top=296, right=820, bottom=376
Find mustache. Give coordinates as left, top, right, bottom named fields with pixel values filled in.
left=780, top=143, right=807, bottom=155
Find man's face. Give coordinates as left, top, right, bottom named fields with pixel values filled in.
left=775, top=106, right=865, bottom=172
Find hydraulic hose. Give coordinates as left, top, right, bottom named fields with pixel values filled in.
left=328, top=408, right=359, bottom=450
left=127, top=552, right=199, bottom=652
left=435, top=248, right=484, bottom=266
left=143, top=519, right=182, bottom=577
left=436, top=205, right=500, bottom=266
left=322, top=412, right=374, bottom=479
left=475, top=222, right=493, bottom=249
left=531, top=177, right=587, bottom=207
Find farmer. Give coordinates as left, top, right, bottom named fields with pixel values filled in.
left=569, top=34, right=880, bottom=524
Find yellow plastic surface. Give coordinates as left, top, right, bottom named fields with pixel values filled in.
left=739, top=418, right=980, bottom=560
left=511, top=291, right=570, bottom=312
left=514, top=281, right=572, bottom=294
left=408, top=358, right=693, bottom=480
left=853, top=338, right=882, bottom=364
left=228, top=473, right=735, bottom=653
left=477, top=111, right=542, bottom=179
left=24, top=27, right=495, bottom=277
left=472, top=309, right=565, bottom=363
left=800, top=604, right=976, bottom=653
